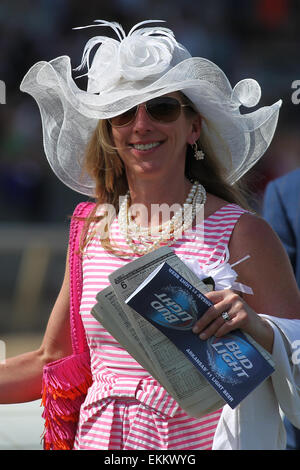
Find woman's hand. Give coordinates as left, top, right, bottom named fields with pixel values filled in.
left=192, top=289, right=274, bottom=353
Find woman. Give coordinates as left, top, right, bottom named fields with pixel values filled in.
left=1, top=20, right=300, bottom=450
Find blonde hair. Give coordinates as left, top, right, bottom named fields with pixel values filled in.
left=79, top=95, right=251, bottom=254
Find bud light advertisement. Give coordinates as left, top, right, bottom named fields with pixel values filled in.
left=126, top=262, right=274, bottom=408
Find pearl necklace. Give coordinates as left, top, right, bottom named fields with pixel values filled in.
left=117, top=181, right=207, bottom=255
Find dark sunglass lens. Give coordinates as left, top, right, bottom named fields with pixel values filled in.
left=147, top=97, right=181, bottom=122
left=110, top=107, right=137, bottom=126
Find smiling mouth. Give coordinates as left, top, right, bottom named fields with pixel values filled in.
left=130, top=142, right=162, bottom=151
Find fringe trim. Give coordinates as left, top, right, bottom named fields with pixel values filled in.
left=41, top=352, right=92, bottom=450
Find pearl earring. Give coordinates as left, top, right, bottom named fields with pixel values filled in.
left=193, top=142, right=205, bottom=161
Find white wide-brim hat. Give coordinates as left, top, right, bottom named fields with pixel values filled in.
left=20, top=20, right=281, bottom=196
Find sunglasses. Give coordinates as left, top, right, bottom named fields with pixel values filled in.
left=108, top=97, right=193, bottom=128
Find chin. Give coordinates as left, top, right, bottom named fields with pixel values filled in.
left=131, top=162, right=165, bottom=177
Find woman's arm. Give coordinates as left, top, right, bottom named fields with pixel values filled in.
left=229, top=213, right=300, bottom=317
left=192, top=213, right=300, bottom=352
left=0, top=251, right=72, bottom=404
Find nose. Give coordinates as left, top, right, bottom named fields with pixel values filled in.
left=132, top=104, right=154, bottom=132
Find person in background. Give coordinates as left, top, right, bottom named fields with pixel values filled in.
left=263, top=167, right=300, bottom=450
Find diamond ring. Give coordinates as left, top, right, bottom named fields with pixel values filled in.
left=221, top=311, right=230, bottom=322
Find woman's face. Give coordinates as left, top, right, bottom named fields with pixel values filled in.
left=110, top=92, right=201, bottom=183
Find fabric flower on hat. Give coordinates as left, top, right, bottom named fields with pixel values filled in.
left=75, top=20, right=177, bottom=94
left=119, top=35, right=173, bottom=82
left=84, top=38, right=121, bottom=94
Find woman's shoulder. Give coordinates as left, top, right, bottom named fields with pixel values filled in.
left=231, top=210, right=274, bottom=245
left=204, top=193, right=277, bottom=262
left=204, top=193, right=247, bottom=218
left=228, top=207, right=288, bottom=286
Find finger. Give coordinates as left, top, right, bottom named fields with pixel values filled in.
left=193, top=297, right=232, bottom=332
left=205, top=289, right=230, bottom=303
left=214, top=314, right=240, bottom=338
left=196, top=315, right=227, bottom=340
left=192, top=305, right=220, bottom=333
left=196, top=307, right=239, bottom=340
left=214, top=305, right=250, bottom=338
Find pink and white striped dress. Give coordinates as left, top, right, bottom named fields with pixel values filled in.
left=73, top=203, right=248, bottom=450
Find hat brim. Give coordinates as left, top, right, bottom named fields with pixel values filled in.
left=20, top=56, right=281, bottom=196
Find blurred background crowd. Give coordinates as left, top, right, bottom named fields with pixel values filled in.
left=0, top=0, right=299, bottom=339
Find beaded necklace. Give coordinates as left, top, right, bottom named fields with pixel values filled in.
left=117, top=181, right=206, bottom=255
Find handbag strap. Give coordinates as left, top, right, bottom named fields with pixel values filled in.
left=69, top=201, right=96, bottom=354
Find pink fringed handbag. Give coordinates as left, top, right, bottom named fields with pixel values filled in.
left=41, top=202, right=94, bottom=450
